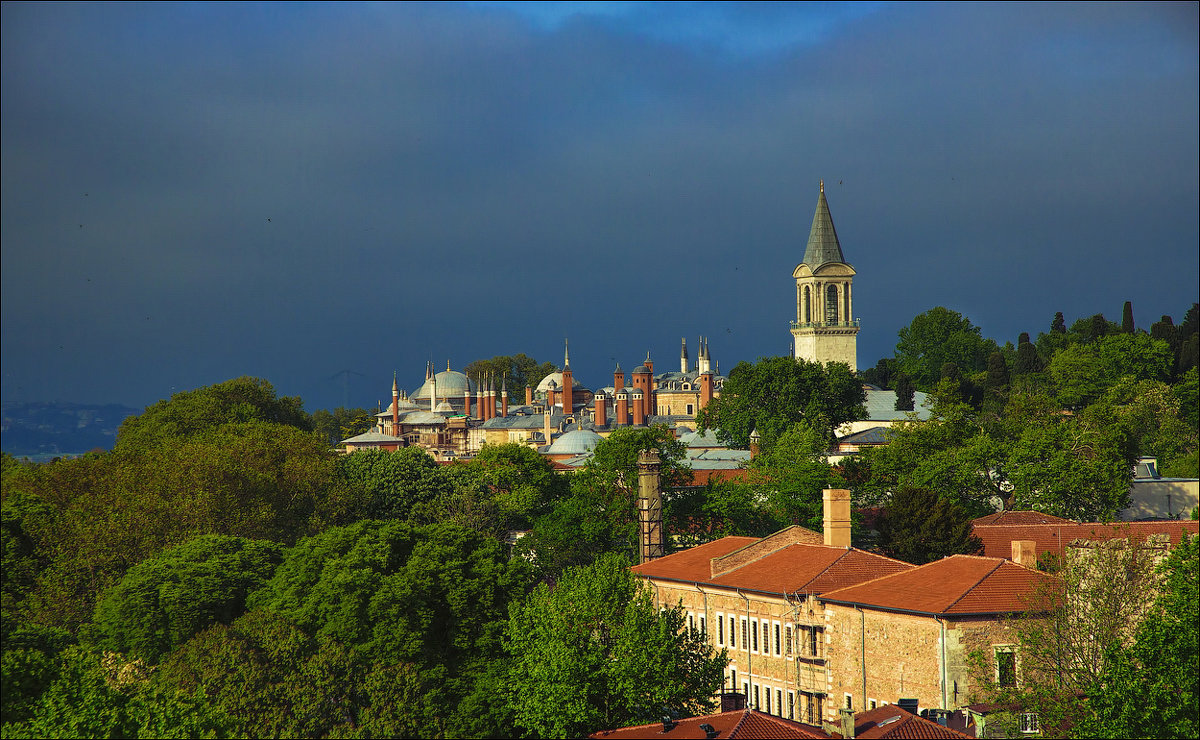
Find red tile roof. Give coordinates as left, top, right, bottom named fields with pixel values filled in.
left=632, top=538, right=913, bottom=596
left=972, top=511, right=1074, bottom=526
left=710, top=544, right=913, bottom=595
left=631, top=537, right=759, bottom=583
left=974, top=520, right=1198, bottom=560
left=854, top=706, right=973, bottom=739
left=589, top=709, right=830, bottom=739
left=819, top=555, right=1056, bottom=616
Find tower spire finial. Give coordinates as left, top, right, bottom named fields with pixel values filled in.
left=820, top=179, right=824, bottom=193
left=564, top=338, right=570, bottom=369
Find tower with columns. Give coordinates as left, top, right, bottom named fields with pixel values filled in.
left=790, top=181, right=859, bottom=370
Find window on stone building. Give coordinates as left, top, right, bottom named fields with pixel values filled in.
left=717, top=615, right=724, bottom=645
left=765, top=687, right=771, bottom=714
left=809, top=626, right=822, bottom=658
left=845, top=694, right=853, bottom=710
left=751, top=619, right=758, bottom=651
left=785, top=625, right=793, bottom=654
left=826, top=284, right=839, bottom=324
left=686, top=403, right=694, bottom=415
left=1019, top=712, right=1040, bottom=734
left=777, top=689, right=783, bottom=717
left=869, top=699, right=877, bottom=710
left=688, top=614, right=695, bottom=632
left=730, top=669, right=736, bottom=691
left=788, top=691, right=795, bottom=720
left=731, top=617, right=737, bottom=648
left=763, top=621, right=770, bottom=653
left=996, top=647, right=1017, bottom=687
left=742, top=618, right=749, bottom=649
left=700, top=615, right=706, bottom=637
left=774, top=623, right=781, bottom=655
left=754, top=684, right=760, bottom=709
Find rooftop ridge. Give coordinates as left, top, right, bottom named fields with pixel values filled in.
left=940, top=556, right=1005, bottom=613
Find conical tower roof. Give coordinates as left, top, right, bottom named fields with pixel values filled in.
left=801, top=180, right=846, bottom=268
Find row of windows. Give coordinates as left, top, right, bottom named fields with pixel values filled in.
left=707, top=612, right=823, bottom=658
left=728, top=673, right=826, bottom=725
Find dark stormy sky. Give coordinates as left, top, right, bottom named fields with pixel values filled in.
left=3, top=2, right=1197, bottom=412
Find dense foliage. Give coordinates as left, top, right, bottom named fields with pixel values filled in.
left=696, top=356, right=865, bottom=448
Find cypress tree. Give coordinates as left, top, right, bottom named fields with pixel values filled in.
left=1015, top=335, right=1043, bottom=374
left=1051, top=312, right=1066, bottom=334
left=1121, top=301, right=1135, bottom=333
left=1089, top=313, right=1110, bottom=342
left=894, top=373, right=915, bottom=411
left=985, top=351, right=1010, bottom=392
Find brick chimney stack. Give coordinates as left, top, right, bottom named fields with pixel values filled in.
left=632, top=389, right=645, bottom=426
left=594, top=392, right=607, bottom=427
left=391, top=372, right=400, bottom=435
left=615, top=389, right=629, bottom=426
left=637, top=450, right=664, bottom=563
left=823, top=489, right=852, bottom=548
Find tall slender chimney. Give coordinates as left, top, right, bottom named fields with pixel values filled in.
left=464, top=377, right=472, bottom=418
left=822, top=489, right=851, bottom=548
left=681, top=338, right=689, bottom=374
left=638, top=450, right=664, bottom=563
left=632, top=389, right=645, bottom=426
left=391, top=372, right=400, bottom=435
left=501, top=376, right=508, bottom=417
left=525, top=384, right=533, bottom=406
left=561, top=339, right=573, bottom=416
left=616, top=390, right=629, bottom=426
left=594, top=391, right=607, bottom=427
left=614, top=362, right=624, bottom=392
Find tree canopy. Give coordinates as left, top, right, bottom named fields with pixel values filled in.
left=696, top=356, right=865, bottom=448
left=894, top=307, right=999, bottom=390
left=505, top=553, right=725, bottom=738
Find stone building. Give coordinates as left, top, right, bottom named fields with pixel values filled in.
left=631, top=491, right=914, bottom=725
left=818, top=556, right=1054, bottom=717
left=791, top=182, right=859, bottom=370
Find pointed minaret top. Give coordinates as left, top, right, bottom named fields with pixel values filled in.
left=446, top=360, right=451, bottom=372
left=392, top=372, right=399, bottom=393
left=564, top=338, right=571, bottom=369
left=802, top=181, right=846, bottom=268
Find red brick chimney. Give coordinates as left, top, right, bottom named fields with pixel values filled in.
left=391, top=373, right=400, bottom=435
left=615, top=390, right=629, bottom=426
left=525, top=384, right=533, bottom=406
left=594, top=392, right=607, bottom=427
left=699, top=371, right=714, bottom=410
left=613, top=363, right=624, bottom=392
left=632, top=389, right=645, bottom=426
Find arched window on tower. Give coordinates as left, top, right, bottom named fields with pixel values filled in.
left=825, top=284, right=839, bottom=325
left=803, top=286, right=811, bottom=324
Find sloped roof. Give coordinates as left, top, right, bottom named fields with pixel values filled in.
left=838, top=426, right=891, bottom=445
left=972, top=511, right=1075, bottom=526
left=710, top=544, right=911, bottom=595
left=339, top=431, right=401, bottom=444
left=631, top=537, right=759, bottom=583
left=819, top=555, right=1055, bottom=616
left=854, top=706, right=973, bottom=739
left=973, top=521, right=1199, bottom=560
left=863, top=389, right=932, bottom=422
left=801, top=184, right=847, bottom=269
left=589, top=708, right=830, bottom=739
left=633, top=539, right=912, bottom=596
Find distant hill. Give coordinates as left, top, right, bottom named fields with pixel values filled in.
left=1, top=401, right=139, bottom=459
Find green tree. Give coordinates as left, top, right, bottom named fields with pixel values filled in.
left=115, top=377, right=310, bottom=450
left=984, top=351, right=1011, bottom=399
left=523, top=426, right=689, bottom=575
left=458, top=442, right=568, bottom=529
left=875, top=486, right=982, bottom=565
left=1014, top=333, right=1044, bottom=375
left=1121, top=301, right=1135, bottom=334
left=90, top=535, right=284, bottom=664
left=696, top=356, right=865, bottom=448
left=1050, top=333, right=1174, bottom=408
left=1051, top=312, right=1066, bottom=334
left=3, top=646, right=232, bottom=739
left=506, top=553, right=725, bottom=738
left=247, top=520, right=530, bottom=736
left=311, top=406, right=375, bottom=445
left=745, top=422, right=839, bottom=532
left=337, top=447, right=452, bottom=523
left=893, top=373, right=915, bottom=411
left=894, top=307, right=1000, bottom=390
left=155, top=609, right=360, bottom=739
left=1075, top=535, right=1198, bottom=739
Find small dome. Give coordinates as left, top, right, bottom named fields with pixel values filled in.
left=632, top=364, right=650, bottom=374
left=536, top=371, right=584, bottom=393
left=545, top=428, right=603, bottom=455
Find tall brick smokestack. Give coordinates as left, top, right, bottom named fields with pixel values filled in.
left=638, top=450, right=664, bottom=563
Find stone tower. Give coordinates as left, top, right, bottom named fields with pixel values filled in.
left=790, top=181, right=859, bottom=370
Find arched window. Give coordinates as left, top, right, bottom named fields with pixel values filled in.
left=825, top=284, right=839, bottom=324
left=803, top=286, right=811, bottom=323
